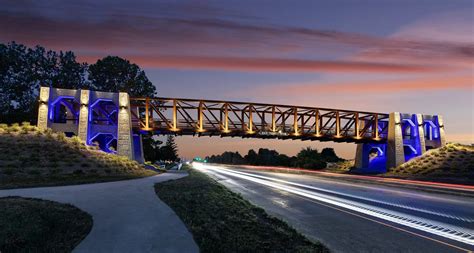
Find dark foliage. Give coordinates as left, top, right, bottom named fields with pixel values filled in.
left=143, top=135, right=179, bottom=162
left=0, top=42, right=88, bottom=123
left=1, top=42, right=157, bottom=124
left=88, top=56, right=156, bottom=97
left=207, top=147, right=343, bottom=170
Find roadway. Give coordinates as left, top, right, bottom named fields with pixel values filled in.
left=193, top=163, right=474, bottom=253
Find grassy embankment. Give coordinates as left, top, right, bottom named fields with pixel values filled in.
left=0, top=196, right=92, bottom=252
left=386, top=143, right=474, bottom=184
left=155, top=166, right=328, bottom=253
left=0, top=123, right=156, bottom=189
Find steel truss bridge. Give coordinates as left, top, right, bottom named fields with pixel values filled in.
left=129, top=97, right=389, bottom=144
left=37, top=87, right=446, bottom=172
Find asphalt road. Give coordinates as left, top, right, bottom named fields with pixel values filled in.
left=194, top=163, right=474, bottom=253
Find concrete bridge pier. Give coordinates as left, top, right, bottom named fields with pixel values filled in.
left=36, top=87, right=144, bottom=162
left=355, top=112, right=446, bottom=173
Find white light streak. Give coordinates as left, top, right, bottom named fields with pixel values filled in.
left=194, top=163, right=474, bottom=246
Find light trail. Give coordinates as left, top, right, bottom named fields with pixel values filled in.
left=218, top=167, right=474, bottom=223
left=194, top=163, right=474, bottom=247
left=239, top=165, right=474, bottom=192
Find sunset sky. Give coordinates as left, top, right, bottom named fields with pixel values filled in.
left=1, top=0, right=473, bottom=159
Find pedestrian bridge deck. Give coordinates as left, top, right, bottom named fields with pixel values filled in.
left=130, top=97, right=389, bottom=143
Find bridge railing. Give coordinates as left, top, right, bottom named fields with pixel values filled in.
left=129, top=97, right=389, bottom=143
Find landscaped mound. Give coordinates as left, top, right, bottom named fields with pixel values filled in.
left=387, top=143, right=474, bottom=183
left=0, top=123, right=156, bottom=189
left=0, top=196, right=93, bottom=252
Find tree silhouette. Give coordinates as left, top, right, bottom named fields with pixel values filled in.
left=88, top=56, right=156, bottom=97
left=0, top=42, right=87, bottom=123
left=160, top=136, right=179, bottom=161
left=321, top=148, right=342, bottom=162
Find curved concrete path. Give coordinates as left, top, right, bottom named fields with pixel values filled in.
left=0, top=173, right=199, bottom=253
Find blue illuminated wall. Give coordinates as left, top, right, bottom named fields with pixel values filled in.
left=400, top=114, right=422, bottom=162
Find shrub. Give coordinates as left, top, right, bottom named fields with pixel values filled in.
left=70, top=136, right=83, bottom=149
left=80, top=163, right=91, bottom=168
left=56, top=132, right=66, bottom=141
left=49, top=168, right=62, bottom=174
left=9, top=125, right=21, bottom=133
left=27, top=169, right=41, bottom=175
left=73, top=169, right=84, bottom=175
left=49, top=162, right=59, bottom=168
left=20, top=128, right=29, bottom=135
left=44, top=128, right=54, bottom=138
left=2, top=168, right=15, bottom=175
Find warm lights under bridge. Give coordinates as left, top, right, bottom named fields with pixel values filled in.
left=130, top=97, right=389, bottom=143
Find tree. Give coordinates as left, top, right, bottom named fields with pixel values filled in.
left=257, top=148, right=280, bottom=166
left=321, top=148, right=343, bottom=162
left=53, top=51, right=88, bottom=89
left=0, top=42, right=87, bottom=123
left=295, top=147, right=327, bottom=169
left=88, top=56, right=156, bottom=97
left=244, top=149, right=258, bottom=165
left=142, top=135, right=163, bottom=162
left=160, top=136, right=179, bottom=161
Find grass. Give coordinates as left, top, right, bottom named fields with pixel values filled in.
left=0, top=196, right=92, bottom=252
left=386, top=143, right=474, bottom=184
left=155, top=166, right=328, bottom=253
left=0, top=123, right=157, bottom=189
left=324, top=160, right=354, bottom=173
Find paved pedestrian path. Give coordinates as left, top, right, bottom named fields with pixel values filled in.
left=0, top=173, right=199, bottom=253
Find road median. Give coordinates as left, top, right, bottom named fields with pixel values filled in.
left=154, top=165, right=329, bottom=253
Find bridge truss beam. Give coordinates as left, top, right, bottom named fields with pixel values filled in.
left=130, top=98, right=389, bottom=144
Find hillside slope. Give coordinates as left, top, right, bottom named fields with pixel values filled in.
left=0, top=123, right=156, bottom=189
left=386, top=143, right=474, bottom=183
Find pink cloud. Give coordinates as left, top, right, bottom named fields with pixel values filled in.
left=78, top=54, right=442, bottom=73
left=253, top=75, right=473, bottom=96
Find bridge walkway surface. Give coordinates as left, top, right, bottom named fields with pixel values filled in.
left=0, top=173, right=199, bottom=253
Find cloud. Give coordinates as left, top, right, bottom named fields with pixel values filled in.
left=354, top=10, right=474, bottom=67
left=0, top=1, right=472, bottom=73
left=252, top=74, right=473, bottom=96
left=78, top=55, right=442, bottom=73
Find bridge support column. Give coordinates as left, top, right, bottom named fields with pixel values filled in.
left=37, top=87, right=50, bottom=130
left=415, top=114, right=427, bottom=155
left=117, top=92, right=134, bottom=160
left=354, top=144, right=369, bottom=169
left=386, top=112, right=405, bottom=170
left=133, top=134, right=145, bottom=163
left=77, top=89, right=90, bottom=142
left=436, top=115, right=446, bottom=147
